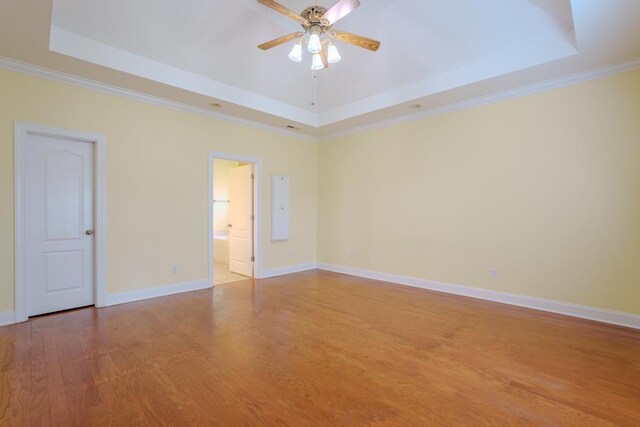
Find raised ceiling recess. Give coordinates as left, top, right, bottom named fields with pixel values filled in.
left=1, top=0, right=640, bottom=138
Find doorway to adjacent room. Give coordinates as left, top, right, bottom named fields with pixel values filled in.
left=210, top=155, right=260, bottom=285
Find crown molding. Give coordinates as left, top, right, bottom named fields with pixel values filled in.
left=3, top=54, right=639, bottom=145
left=0, top=56, right=319, bottom=143
left=318, top=57, right=640, bottom=143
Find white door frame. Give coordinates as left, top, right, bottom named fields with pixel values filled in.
left=209, top=152, right=262, bottom=284
left=14, top=122, right=107, bottom=322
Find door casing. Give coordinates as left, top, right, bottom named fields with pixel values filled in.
left=14, top=122, right=106, bottom=322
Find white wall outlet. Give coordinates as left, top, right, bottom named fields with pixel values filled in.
left=350, top=251, right=356, bottom=260
left=491, top=268, right=498, bottom=279
left=171, top=265, right=178, bottom=274
left=367, top=255, right=372, bottom=263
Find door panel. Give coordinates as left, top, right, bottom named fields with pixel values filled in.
left=229, top=164, right=253, bottom=277
left=26, top=134, right=94, bottom=316
left=45, top=151, right=84, bottom=239
left=44, top=250, right=84, bottom=292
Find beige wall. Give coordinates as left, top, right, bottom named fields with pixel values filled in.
left=319, top=68, right=640, bottom=315
left=212, top=159, right=238, bottom=234
left=0, top=68, right=317, bottom=312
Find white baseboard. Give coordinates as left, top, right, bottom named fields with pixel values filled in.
left=317, top=263, right=640, bottom=330
left=5, top=264, right=637, bottom=330
left=258, top=262, right=318, bottom=279
left=105, top=279, right=212, bottom=306
left=0, top=311, right=15, bottom=327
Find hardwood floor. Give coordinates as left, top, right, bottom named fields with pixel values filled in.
left=1, top=270, right=639, bottom=426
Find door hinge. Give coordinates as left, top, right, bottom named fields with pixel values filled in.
left=251, top=214, right=255, bottom=221
left=251, top=173, right=254, bottom=180
left=251, top=256, right=255, bottom=262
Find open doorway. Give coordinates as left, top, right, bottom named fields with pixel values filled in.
left=211, top=156, right=258, bottom=285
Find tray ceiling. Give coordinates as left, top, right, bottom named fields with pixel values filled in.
left=1, top=0, right=639, bottom=138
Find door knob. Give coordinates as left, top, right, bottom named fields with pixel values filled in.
left=85, top=230, right=94, bottom=235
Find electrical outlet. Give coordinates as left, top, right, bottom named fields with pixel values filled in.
left=171, top=265, right=178, bottom=274
left=350, top=251, right=356, bottom=260
left=491, top=268, right=497, bottom=279
left=367, top=255, right=372, bottom=263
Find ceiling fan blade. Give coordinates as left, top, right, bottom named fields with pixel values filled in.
left=333, top=30, right=380, bottom=51
left=258, top=32, right=305, bottom=50
left=321, top=0, right=360, bottom=25
left=257, top=0, right=306, bottom=24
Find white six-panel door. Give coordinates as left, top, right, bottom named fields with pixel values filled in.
left=25, top=134, right=95, bottom=316
left=229, top=164, right=254, bottom=277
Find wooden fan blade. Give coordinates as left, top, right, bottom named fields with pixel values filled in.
left=257, top=0, right=306, bottom=24
left=321, top=0, right=360, bottom=25
left=258, top=32, right=304, bottom=50
left=333, top=30, right=380, bottom=51
left=320, top=48, right=329, bottom=69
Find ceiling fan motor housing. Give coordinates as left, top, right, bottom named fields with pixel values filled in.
left=301, top=5, right=331, bottom=29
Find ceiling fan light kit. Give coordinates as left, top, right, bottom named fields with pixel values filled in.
left=311, top=53, right=325, bottom=70
left=327, top=42, right=341, bottom=63
left=257, top=0, right=380, bottom=71
left=288, top=40, right=303, bottom=62
left=307, top=28, right=323, bottom=54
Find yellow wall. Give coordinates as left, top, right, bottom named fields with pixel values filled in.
left=0, top=68, right=317, bottom=312
left=2, top=65, right=639, bottom=317
left=319, top=69, right=640, bottom=315
left=212, top=159, right=238, bottom=234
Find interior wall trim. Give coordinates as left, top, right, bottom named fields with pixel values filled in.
left=3, top=264, right=637, bottom=329
left=104, top=279, right=212, bottom=307
left=0, top=261, right=318, bottom=326
left=0, top=311, right=15, bottom=327
left=0, top=56, right=317, bottom=143
left=258, top=262, right=318, bottom=279
left=316, top=263, right=640, bottom=330
left=319, top=57, right=640, bottom=142
left=2, top=55, right=639, bottom=143
left=101, top=262, right=318, bottom=306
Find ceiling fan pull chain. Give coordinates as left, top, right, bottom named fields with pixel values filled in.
left=311, top=71, right=318, bottom=106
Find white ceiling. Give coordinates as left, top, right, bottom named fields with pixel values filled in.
left=1, top=0, right=639, bottom=138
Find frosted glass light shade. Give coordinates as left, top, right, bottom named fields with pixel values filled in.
left=327, top=43, right=341, bottom=63
left=307, top=33, right=322, bottom=54
left=288, top=41, right=303, bottom=62
left=311, top=53, right=325, bottom=70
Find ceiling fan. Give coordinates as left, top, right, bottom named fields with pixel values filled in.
left=256, top=0, right=380, bottom=70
